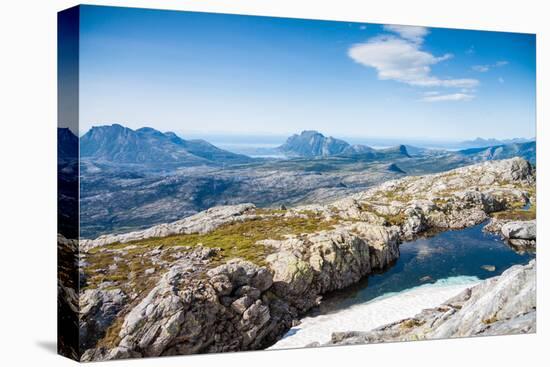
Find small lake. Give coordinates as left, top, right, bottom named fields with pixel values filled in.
left=317, top=222, right=535, bottom=315
left=271, top=222, right=535, bottom=349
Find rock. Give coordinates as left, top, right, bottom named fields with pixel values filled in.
left=481, top=265, right=496, bottom=272
left=95, top=258, right=281, bottom=359
left=501, top=221, right=536, bottom=241
left=419, top=276, right=433, bottom=282
left=79, top=288, right=127, bottom=350
left=485, top=219, right=536, bottom=251
left=231, top=296, right=255, bottom=314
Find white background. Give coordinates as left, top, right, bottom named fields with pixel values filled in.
left=0, top=0, right=547, bottom=366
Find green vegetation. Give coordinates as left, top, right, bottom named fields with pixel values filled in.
left=84, top=212, right=338, bottom=290
left=491, top=204, right=536, bottom=221
left=400, top=318, right=425, bottom=330
left=377, top=188, right=412, bottom=203
left=97, top=315, right=125, bottom=349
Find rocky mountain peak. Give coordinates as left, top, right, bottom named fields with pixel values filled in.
left=80, top=124, right=251, bottom=166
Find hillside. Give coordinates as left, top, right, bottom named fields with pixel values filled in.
left=67, top=158, right=536, bottom=361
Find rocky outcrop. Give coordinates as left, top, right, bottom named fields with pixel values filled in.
left=297, top=157, right=533, bottom=241
left=485, top=219, right=536, bottom=250
left=82, top=259, right=292, bottom=361
left=80, top=288, right=127, bottom=350
left=264, top=226, right=399, bottom=312
left=501, top=221, right=536, bottom=246
left=328, top=260, right=536, bottom=345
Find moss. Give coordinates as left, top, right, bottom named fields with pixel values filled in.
left=378, top=189, right=412, bottom=203
left=83, top=212, right=337, bottom=291
left=122, top=215, right=335, bottom=264
left=96, top=315, right=125, bottom=349
left=482, top=315, right=499, bottom=325
left=383, top=212, right=407, bottom=226
left=400, top=319, right=425, bottom=330
left=492, top=208, right=536, bottom=221
left=491, top=203, right=536, bottom=221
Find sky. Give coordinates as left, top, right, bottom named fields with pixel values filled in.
left=76, top=5, right=536, bottom=141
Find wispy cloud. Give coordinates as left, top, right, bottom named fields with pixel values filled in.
left=472, top=65, right=490, bottom=72
left=383, top=25, right=429, bottom=44
left=471, top=60, right=509, bottom=72
left=422, top=93, right=475, bottom=102
left=348, top=35, right=479, bottom=89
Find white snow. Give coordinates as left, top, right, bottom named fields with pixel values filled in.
left=269, top=276, right=480, bottom=349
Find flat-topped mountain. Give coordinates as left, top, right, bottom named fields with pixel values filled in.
left=80, top=124, right=252, bottom=166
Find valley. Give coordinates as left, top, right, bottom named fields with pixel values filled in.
left=72, top=125, right=536, bottom=238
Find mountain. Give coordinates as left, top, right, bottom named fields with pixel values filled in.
left=459, top=137, right=533, bottom=149
left=278, top=130, right=410, bottom=159
left=58, top=127, right=78, bottom=160
left=458, top=141, right=536, bottom=164
left=340, top=144, right=377, bottom=157
left=80, top=124, right=252, bottom=166
left=377, top=144, right=411, bottom=158
left=278, top=130, right=351, bottom=157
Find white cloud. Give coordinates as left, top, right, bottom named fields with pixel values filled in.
left=423, top=91, right=440, bottom=96
left=472, top=60, right=509, bottom=72
left=348, top=36, right=479, bottom=89
left=498, top=77, right=505, bottom=83
left=472, top=65, right=490, bottom=72
left=383, top=25, right=429, bottom=44
left=422, top=93, right=475, bottom=102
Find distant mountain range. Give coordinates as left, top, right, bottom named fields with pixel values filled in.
left=74, top=125, right=535, bottom=167
left=80, top=124, right=252, bottom=166
left=459, top=137, right=534, bottom=149
left=458, top=141, right=536, bottom=163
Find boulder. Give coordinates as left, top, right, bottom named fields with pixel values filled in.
left=79, top=288, right=127, bottom=351
left=501, top=221, right=536, bottom=241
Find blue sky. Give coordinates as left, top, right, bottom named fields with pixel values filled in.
left=78, top=5, right=536, bottom=140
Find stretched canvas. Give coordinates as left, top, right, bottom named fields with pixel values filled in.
left=58, top=4, right=537, bottom=362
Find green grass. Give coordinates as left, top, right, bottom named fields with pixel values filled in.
left=491, top=204, right=536, bottom=221
left=83, top=212, right=338, bottom=290
left=378, top=189, right=412, bottom=203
